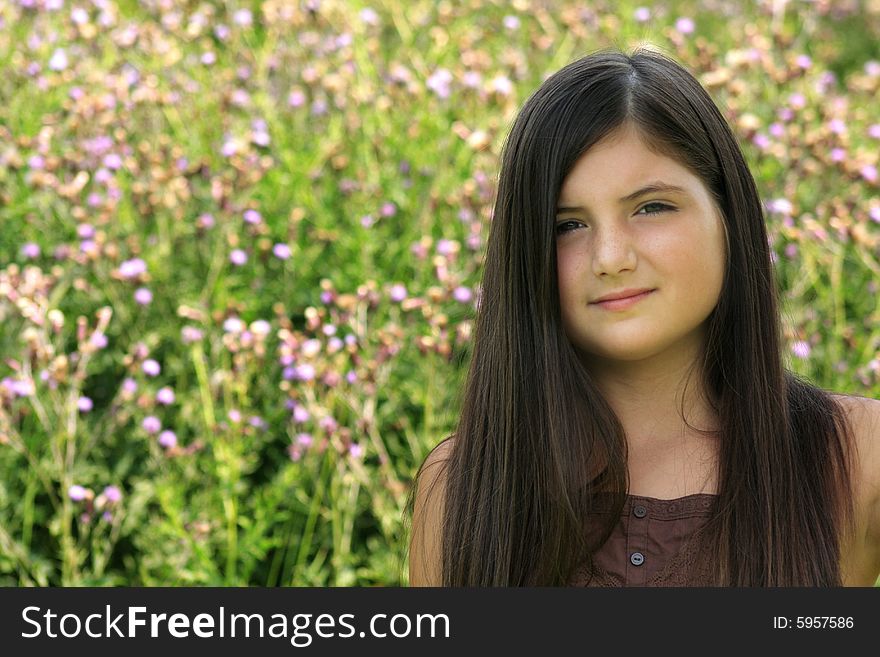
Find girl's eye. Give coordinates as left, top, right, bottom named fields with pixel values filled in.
left=637, top=202, right=674, bottom=215
left=555, top=220, right=582, bottom=235
left=555, top=203, right=674, bottom=236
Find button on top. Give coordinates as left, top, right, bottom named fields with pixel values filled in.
left=633, top=504, right=647, bottom=518
left=630, top=552, right=645, bottom=566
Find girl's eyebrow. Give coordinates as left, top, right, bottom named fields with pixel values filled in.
left=556, top=181, right=689, bottom=214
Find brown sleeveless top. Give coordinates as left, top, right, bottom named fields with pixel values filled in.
left=568, top=493, right=719, bottom=586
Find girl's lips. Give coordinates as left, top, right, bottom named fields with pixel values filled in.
left=590, top=289, right=655, bottom=311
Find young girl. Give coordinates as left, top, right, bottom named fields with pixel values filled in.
left=407, top=47, right=880, bottom=587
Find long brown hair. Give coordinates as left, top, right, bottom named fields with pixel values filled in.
left=406, top=46, right=858, bottom=586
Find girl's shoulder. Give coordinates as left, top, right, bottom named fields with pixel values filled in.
left=831, top=393, right=880, bottom=584
left=409, top=437, right=455, bottom=587
left=831, top=393, right=880, bottom=497
left=831, top=392, right=880, bottom=470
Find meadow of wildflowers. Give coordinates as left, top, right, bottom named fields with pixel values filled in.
left=0, top=0, right=878, bottom=586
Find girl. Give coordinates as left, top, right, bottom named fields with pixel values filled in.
left=408, top=47, right=879, bottom=586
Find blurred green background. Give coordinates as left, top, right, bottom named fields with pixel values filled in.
left=0, top=0, right=878, bottom=586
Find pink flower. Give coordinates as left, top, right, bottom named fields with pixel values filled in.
left=795, top=54, right=812, bottom=69
left=20, top=243, right=40, bottom=258
left=134, top=287, right=153, bottom=305
left=77, top=396, right=93, bottom=412
left=787, top=93, right=806, bottom=109
left=426, top=68, right=453, bottom=99
left=223, top=317, right=244, bottom=333
left=293, top=405, right=310, bottom=423
left=827, top=118, right=846, bottom=135
left=143, top=416, right=161, bottom=434
left=48, top=48, right=68, bottom=71
left=491, top=75, right=513, bottom=95
left=288, top=89, right=306, bottom=107
left=158, top=430, right=177, bottom=448
left=119, top=258, right=147, bottom=279
left=181, top=326, right=203, bottom=343
left=156, top=387, right=175, bottom=405
left=103, top=485, right=122, bottom=503
left=233, top=8, right=253, bottom=26
left=389, top=284, right=407, bottom=302
left=453, top=286, right=473, bottom=303
left=436, top=239, right=455, bottom=256
left=320, top=416, right=339, bottom=433
left=675, top=17, right=695, bottom=34
left=230, top=249, right=248, bottom=265
left=296, top=364, right=315, bottom=381
left=359, top=8, right=379, bottom=25
left=791, top=341, right=811, bottom=359
left=142, top=359, right=161, bottom=376
left=68, top=485, right=88, bottom=501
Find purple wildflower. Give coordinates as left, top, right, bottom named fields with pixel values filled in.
left=134, top=287, right=153, bottom=305
left=389, top=284, right=407, bottom=302
left=296, top=363, right=316, bottom=381
left=288, top=89, right=306, bottom=107
left=143, top=416, right=161, bottom=434
left=119, top=258, right=147, bottom=279
left=158, top=430, right=177, bottom=448
left=20, top=243, right=40, bottom=259
left=223, top=317, right=244, bottom=333
left=293, top=405, right=310, bottom=423
left=142, top=359, right=161, bottom=376
left=68, top=485, right=88, bottom=501
left=48, top=48, right=68, bottom=71
left=181, top=326, right=203, bottom=343
left=156, top=387, right=175, bottom=405
left=675, top=17, right=695, bottom=34
left=453, top=286, right=473, bottom=303
left=103, top=485, right=122, bottom=503
left=792, top=341, right=811, bottom=359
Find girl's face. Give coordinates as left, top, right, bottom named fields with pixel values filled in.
left=555, top=124, right=727, bottom=369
